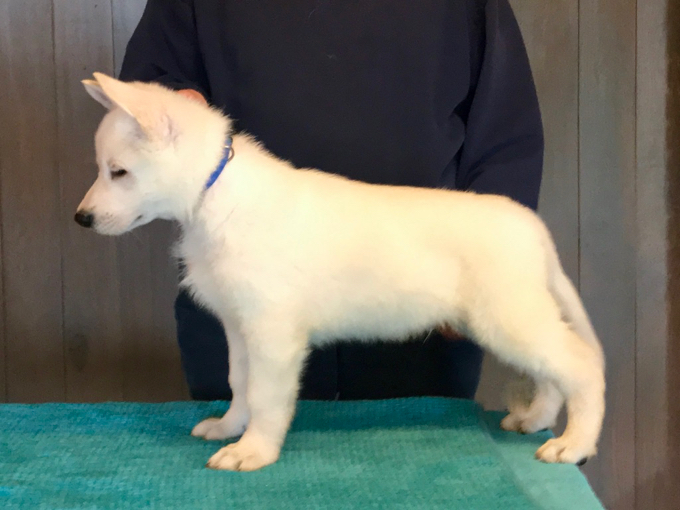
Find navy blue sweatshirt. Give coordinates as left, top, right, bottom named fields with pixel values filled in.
left=120, top=0, right=544, bottom=401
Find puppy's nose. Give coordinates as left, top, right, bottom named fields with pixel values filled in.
left=74, top=211, right=94, bottom=228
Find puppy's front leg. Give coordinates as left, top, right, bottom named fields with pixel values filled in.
left=206, top=323, right=307, bottom=471
left=192, top=325, right=250, bottom=440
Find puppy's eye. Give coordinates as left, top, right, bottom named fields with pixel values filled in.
left=110, top=169, right=128, bottom=179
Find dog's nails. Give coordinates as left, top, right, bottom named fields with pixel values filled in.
left=576, top=458, right=587, bottom=467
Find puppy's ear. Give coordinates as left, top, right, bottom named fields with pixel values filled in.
left=89, top=72, right=138, bottom=118
left=86, top=73, right=178, bottom=143
left=82, top=79, right=115, bottom=110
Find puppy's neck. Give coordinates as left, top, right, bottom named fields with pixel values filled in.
left=178, top=110, right=233, bottom=224
left=180, top=130, right=285, bottom=244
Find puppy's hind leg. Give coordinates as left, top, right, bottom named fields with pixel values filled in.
left=501, top=378, right=563, bottom=434
left=192, top=325, right=250, bottom=440
left=476, top=299, right=605, bottom=464
left=532, top=334, right=605, bottom=464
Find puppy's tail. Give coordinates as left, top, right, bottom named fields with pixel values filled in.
left=547, top=247, right=605, bottom=368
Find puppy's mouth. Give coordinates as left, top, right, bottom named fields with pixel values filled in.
left=129, top=215, right=146, bottom=229
left=93, top=214, right=147, bottom=236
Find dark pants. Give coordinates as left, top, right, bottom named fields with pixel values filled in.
left=175, top=289, right=484, bottom=401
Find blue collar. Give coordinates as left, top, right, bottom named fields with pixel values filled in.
left=204, top=136, right=234, bottom=190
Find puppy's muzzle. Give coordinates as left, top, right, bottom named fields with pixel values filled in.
left=74, top=211, right=94, bottom=228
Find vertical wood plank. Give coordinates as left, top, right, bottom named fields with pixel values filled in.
left=579, top=0, right=637, bottom=507
left=477, top=0, right=580, bottom=410
left=516, top=0, right=580, bottom=284
left=0, top=171, right=5, bottom=403
left=663, top=0, right=680, bottom=507
left=112, top=0, right=188, bottom=401
left=112, top=0, right=146, bottom=77
left=53, top=0, right=124, bottom=402
left=635, top=1, right=675, bottom=508
left=0, top=0, right=66, bottom=403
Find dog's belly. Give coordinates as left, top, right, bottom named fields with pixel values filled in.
left=310, top=298, right=461, bottom=346
left=305, top=271, right=464, bottom=346
left=311, top=319, right=436, bottom=347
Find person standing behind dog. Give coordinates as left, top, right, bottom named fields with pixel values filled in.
left=118, top=0, right=544, bottom=402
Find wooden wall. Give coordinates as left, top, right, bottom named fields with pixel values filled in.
left=0, top=1, right=676, bottom=508
left=0, top=0, right=185, bottom=404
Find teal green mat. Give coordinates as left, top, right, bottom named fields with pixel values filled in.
left=0, top=398, right=603, bottom=509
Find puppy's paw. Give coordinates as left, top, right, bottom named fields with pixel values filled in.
left=500, top=412, right=526, bottom=433
left=191, top=414, right=247, bottom=441
left=501, top=412, right=554, bottom=435
left=535, top=437, right=596, bottom=465
left=206, top=436, right=280, bottom=472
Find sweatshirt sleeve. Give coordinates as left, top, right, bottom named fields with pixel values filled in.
left=456, top=0, right=544, bottom=210
left=118, top=0, right=209, bottom=97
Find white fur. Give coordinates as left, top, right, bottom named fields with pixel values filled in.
left=78, top=73, right=606, bottom=471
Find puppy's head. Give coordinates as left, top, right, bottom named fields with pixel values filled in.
left=75, top=73, right=225, bottom=235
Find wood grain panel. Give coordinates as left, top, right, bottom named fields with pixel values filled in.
left=0, top=158, right=4, bottom=403
left=112, top=0, right=188, bottom=401
left=477, top=0, right=579, bottom=411
left=516, top=0, right=580, bottom=283
left=664, top=1, right=680, bottom=508
left=635, top=1, right=676, bottom=508
left=54, top=0, right=123, bottom=401
left=112, top=0, right=146, bottom=76
left=579, top=0, right=637, bottom=507
left=0, top=0, right=65, bottom=402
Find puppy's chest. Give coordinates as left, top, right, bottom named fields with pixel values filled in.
left=176, top=229, right=242, bottom=312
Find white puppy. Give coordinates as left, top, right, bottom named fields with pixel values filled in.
left=77, top=73, right=605, bottom=472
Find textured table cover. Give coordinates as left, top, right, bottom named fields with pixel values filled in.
left=0, top=398, right=603, bottom=509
